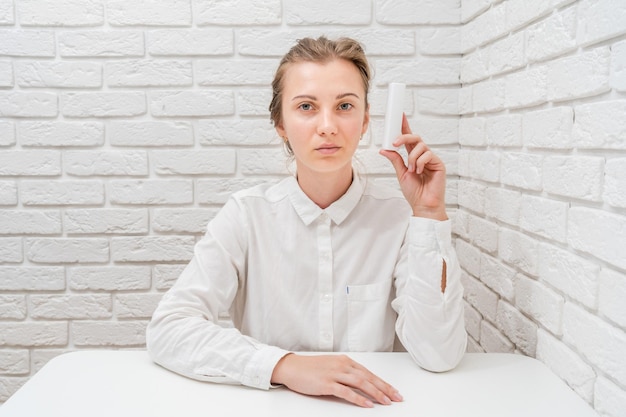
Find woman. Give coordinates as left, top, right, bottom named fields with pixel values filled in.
left=146, top=36, right=466, bottom=408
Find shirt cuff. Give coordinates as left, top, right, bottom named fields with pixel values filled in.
left=408, top=217, right=452, bottom=252
left=240, top=345, right=291, bottom=390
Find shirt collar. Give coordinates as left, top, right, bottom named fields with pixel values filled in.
left=272, top=172, right=365, bottom=226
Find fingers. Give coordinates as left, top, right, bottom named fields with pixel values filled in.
left=335, top=358, right=402, bottom=407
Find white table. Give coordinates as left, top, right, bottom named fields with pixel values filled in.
left=0, top=351, right=598, bottom=417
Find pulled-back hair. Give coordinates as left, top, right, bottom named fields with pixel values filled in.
left=269, top=36, right=371, bottom=129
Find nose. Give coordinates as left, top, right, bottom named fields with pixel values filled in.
left=316, top=108, right=338, bottom=136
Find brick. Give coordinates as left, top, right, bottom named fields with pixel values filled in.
left=236, top=88, right=273, bottom=116
left=0, top=120, right=15, bottom=146
left=196, top=60, right=275, bottom=86
left=563, top=303, right=626, bottom=387
left=459, top=117, right=485, bottom=146
left=461, top=272, right=498, bottom=322
left=0, top=322, right=67, bottom=347
left=20, top=121, right=104, bottom=147
left=17, top=0, right=103, bottom=26
left=523, top=107, right=573, bottom=149
left=152, top=208, right=218, bottom=234
left=0, top=181, right=17, bottom=205
left=420, top=26, right=462, bottom=55
left=240, top=148, right=293, bottom=176
left=455, top=239, right=481, bottom=277
left=572, top=100, right=626, bottom=149
left=611, top=39, right=626, bottom=91
left=148, top=29, right=233, bottom=56
left=498, top=228, right=538, bottom=276
left=468, top=215, right=498, bottom=253
left=466, top=337, right=483, bottom=353
left=519, top=195, right=568, bottom=242
left=461, top=48, right=489, bottom=83
left=109, top=121, right=193, bottom=147
left=15, top=61, right=101, bottom=88
left=547, top=47, right=610, bottom=102
left=0, top=349, right=29, bottom=375
left=515, top=275, right=564, bottom=335
left=569, top=207, right=626, bottom=271
left=484, top=187, right=520, bottom=226
left=59, top=31, right=144, bottom=57
left=197, top=178, right=267, bottom=205
left=594, top=377, right=626, bottom=417
left=111, top=236, right=195, bottom=262
left=542, top=156, right=604, bottom=201
left=536, top=329, right=595, bottom=403
left=461, top=0, right=491, bottom=22
left=195, top=0, right=281, bottom=25
left=0, top=0, right=14, bottom=24
left=526, top=5, right=577, bottom=63
left=598, top=268, right=626, bottom=329
left=500, top=152, right=542, bottom=191
left=109, top=180, right=193, bottom=205
left=68, top=266, right=150, bottom=291
left=0, top=60, right=13, bottom=87
left=376, top=58, right=460, bottom=86
left=64, top=151, right=148, bottom=176
left=537, top=243, right=599, bottom=309
left=376, top=0, right=460, bottom=24
left=504, top=0, right=555, bottom=32
left=0, top=377, right=29, bottom=403
left=31, top=349, right=68, bottom=373
left=0, top=267, right=65, bottom=291
left=605, top=157, right=626, bottom=208
left=480, top=254, right=516, bottom=301
left=107, top=0, right=191, bottom=26
left=62, top=92, right=146, bottom=118
left=30, top=295, right=111, bottom=319
left=198, top=120, right=275, bottom=146
left=0, top=30, right=55, bottom=57
left=466, top=150, right=499, bottom=183
left=153, top=264, right=186, bottom=290
left=416, top=89, right=459, bottom=116
left=106, top=60, right=192, bottom=87
left=115, top=294, right=163, bottom=319
left=0, top=238, right=22, bottom=263
left=489, top=32, right=525, bottom=76
left=0, top=210, right=61, bottom=235
left=21, top=180, right=104, bottom=206
left=0, top=92, right=57, bottom=117
left=577, top=0, right=626, bottom=45
left=25, top=238, right=109, bottom=264
left=0, top=150, right=60, bottom=176
left=412, top=117, right=459, bottom=146
left=0, top=295, right=26, bottom=320
left=286, top=0, right=371, bottom=25
left=479, top=320, right=514, bottom=353
left=65, top=209, right=149, bottom=235
left=485, top=114, right=522, bottom=147
left=150, top=91, right=234, bottom=117
left=72, top=321, right=147, bottom=347
left=458, top=86, right=472, bottom=115
left=457, top=179, right=486, bottom=214
left=504, top=66, right=548, bottom=109
left=461, top=4, right=507, bottom=51
left=472, top=78, right=505, bottom=113
left=496, top=300, right=537, bottom=356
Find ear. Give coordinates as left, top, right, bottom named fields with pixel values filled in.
left=275, top=122, right=286, bottom=140
left=361, top=104, right=370, bottom=136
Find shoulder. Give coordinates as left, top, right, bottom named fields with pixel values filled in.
left=230, top=177, right=292, bottom=205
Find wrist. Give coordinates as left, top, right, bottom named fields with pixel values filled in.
left=411, top=207, right=448, bottom=221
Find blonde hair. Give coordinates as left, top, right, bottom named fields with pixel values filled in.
left=269, top=36, right=371, bottom=145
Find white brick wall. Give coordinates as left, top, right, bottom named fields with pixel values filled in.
left=0, top=1, right=624, bottom=415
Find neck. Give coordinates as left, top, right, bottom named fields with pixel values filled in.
left=296, top=165, right=353, bottom=209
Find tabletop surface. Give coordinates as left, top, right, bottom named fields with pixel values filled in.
left=0, top=350, right=598, bottom=417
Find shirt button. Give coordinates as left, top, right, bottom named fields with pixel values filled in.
left=321, top=332, right=331, bottom=341
left=322, top=293, right=332, bottom=302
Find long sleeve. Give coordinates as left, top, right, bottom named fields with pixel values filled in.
left=146, top=198, right=289, bottom=389
left=392, top=217, right=467, bottom=372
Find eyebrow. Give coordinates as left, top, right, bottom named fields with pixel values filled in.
left=291, top=92, right=361, bottom=101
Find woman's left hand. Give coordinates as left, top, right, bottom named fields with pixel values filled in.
left=380, top=114, right=448, bottom=221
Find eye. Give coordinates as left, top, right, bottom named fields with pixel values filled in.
left=298, top=103, right=313, bottom=111
left=338, top=102, right=353, bottom=111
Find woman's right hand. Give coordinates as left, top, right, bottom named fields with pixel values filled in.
left=270, top=353, right=403, bottom=408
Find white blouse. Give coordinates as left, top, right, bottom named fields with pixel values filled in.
left=146, top=173, right=466, bottom=389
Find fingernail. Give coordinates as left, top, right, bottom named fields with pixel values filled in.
left=383, top=395, right=391, bottom=405
left=365, top=400, right=374, bottom=408
left=393, top=391, right=403, bottom=401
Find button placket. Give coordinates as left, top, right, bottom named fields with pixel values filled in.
left=317, top=213, right=333, bottom=351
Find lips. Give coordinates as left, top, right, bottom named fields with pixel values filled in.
left=316, top=144, right=341, bottom=154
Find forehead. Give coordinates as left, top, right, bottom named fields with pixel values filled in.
left=281, top=59, right=365, bottom=96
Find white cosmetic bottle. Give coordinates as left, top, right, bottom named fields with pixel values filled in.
left=382, top=82, right=406, bottom=150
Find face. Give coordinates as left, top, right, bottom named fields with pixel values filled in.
left=276, top=59, right=370, bottom=179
